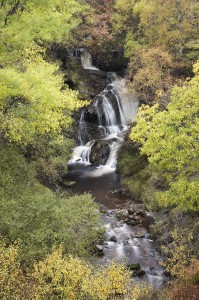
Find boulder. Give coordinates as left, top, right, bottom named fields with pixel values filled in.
left=130, top=228, right=147, bottom=238
left=116, top=209, right=129, bottom=219
left=96, top=244, right=104, bottom=255
left=110, top=235, right=117, bottom=242
left=127, top=263, right=146, bottom=277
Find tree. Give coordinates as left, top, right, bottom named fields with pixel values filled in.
left=0, top=56, right=85, bottom=144
left=0, top=0, right=88, bottom=145
left=128, top=47, right=173, bottom=105
left=0, top=240, right=26, bottom=299
left=139, top=0, right=199, bottom=57
left=0, top=145, right=101, bottom=263
left=130, top=62, right=199, bottom=211
left=32, top=247, right=149, bottom=300
left=0, top=242, right=150, bottom=300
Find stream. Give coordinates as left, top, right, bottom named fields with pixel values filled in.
left=66, top=51, right=167, bottom=288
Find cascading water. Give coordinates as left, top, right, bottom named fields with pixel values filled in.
left=81, top=51, right=99, bottom=70
left=69, top=140, right=95, bottom=164
left=78, top=111, right=88, bottom=146
left=66, top=51, right=167, bottom=288
left=69, top=69, right=138, bottom=168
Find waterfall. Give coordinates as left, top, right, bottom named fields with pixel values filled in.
left=69, top=51, right=138, bottom=169
left=66, top=52, right=166, bottom=288
left=101, top=95, right=121, bottom=135
left=111, top=89, right=126, bottom=126
left=69, top=140, right=95, bottom=164
left=106, top=140, right=123, bottom=168
left=81, top=51, right=99, bottom=70
left=79, top=111, right=88, bottom=145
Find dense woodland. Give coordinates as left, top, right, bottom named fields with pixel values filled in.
left=0, top=0, right=199, bottom=299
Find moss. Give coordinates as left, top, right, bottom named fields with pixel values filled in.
left=191, top=271, right=199, bottom=284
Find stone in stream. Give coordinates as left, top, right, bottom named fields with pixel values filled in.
left=109, top=235, right=117, bottom=242
left=96, top=244, right=104, bottom=255
left=130, top=228, right=147, bottom=238
left=123, top=239, right=129, bottom=245
left=127, top=203, right=146, bottom=216
left=127, top=263, right=141, bottom=271
left=127, top=215, right=142, bottom=225
left=116, top=209, right=129, bottom=219
left=127, top=263, right=146, bottom=277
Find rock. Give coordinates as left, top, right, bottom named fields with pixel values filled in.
left=127, top=264, right=146, bottom=277
left=110, top=235, right=117, bottom=242
left=96, top=244, right=104, bottom=255
left=107, top=210, right=115, bottom=217
left=86, top=69, right=107, bottom=77
left=137, top=269, right=146, bottom=277
left=127, top=263, right=141, bottom=271
left=100, top=207, right=107, bottom=214
left=116, top=209, right=129, bottom=219
left=126, top=217, right=141, bottom=226
left=123, top=239, right=129, bottom=245
left=130, top=228, right=147, bottom=238
left=128, top=203, right=146, bottom=216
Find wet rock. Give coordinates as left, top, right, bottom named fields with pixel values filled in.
left=116, top=209, right=129, bottom=219
left=110, top=235, right=117, bottom=242
left=128, top=203, right=146, bottom=216
left=102, top=241, right=108, bottom=246
left=96, top=244, right=104, bottom=255
left=130, top=228, right=147, bottom=238
left=127, top=263, right=141, bottom=271
left=145, top=233, right=150, bottom=239
left=126, top=216, right=141, bottom=226
left=86, top=69, right=107, bottom=77
left=127, top=264, right=146, bottom=277
left=137, top=269, right=146, bottom=277
left=107, top=210, right=114, bottom=217
left=123, top=239, right=129, bottom=245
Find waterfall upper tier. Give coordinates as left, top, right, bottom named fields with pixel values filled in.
left=81, top=51, right=99, bottom=71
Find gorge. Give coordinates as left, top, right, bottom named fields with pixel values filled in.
left=66, top=51, right=167, bottom=288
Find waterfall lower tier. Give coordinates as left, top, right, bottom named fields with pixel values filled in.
left=69, top=141, right=95, bottom=164
left=106, top=140, right=123, bottom=168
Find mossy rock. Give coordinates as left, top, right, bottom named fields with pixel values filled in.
left=127, top=263, right=141, bottom=271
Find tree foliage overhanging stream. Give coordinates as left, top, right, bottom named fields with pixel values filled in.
left=0, top=0, right=198, bottom=299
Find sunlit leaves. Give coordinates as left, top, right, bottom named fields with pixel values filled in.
left=139, top=0, right=199, bottom=56
left=0, top=241, right=151, bottom=300
left=0, top=0, right=89, bottom=145
left=0, top=59, right=85, bottom=144
left=0, top=0, right=85, bottom=64
left=130, top=62, right=199, bottom=211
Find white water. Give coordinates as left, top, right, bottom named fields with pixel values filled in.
left=69, top=51, right=138, bottom=170
left=79, top=111, right=88, bottom=145
left=69, top=140, right=95, bottom=164
left=81, top=51, right=99, bottom=70
left=106, top=141, right=123, bottom=168
left=110, top=74, right=139, bottom=124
